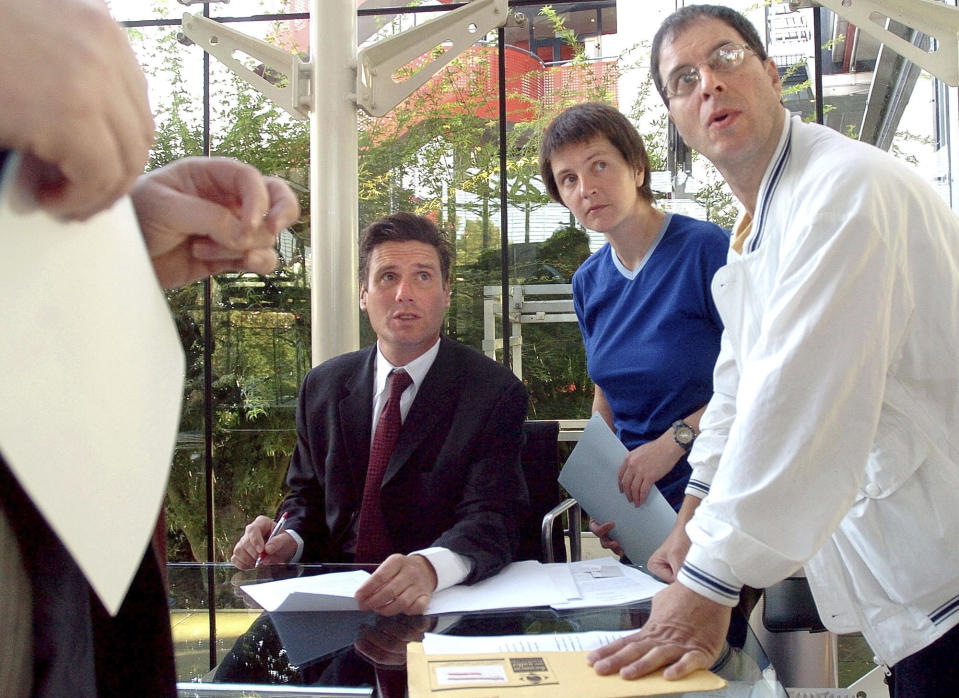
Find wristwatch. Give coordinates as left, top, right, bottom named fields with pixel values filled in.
left=671, top=419, right=696, bottom=453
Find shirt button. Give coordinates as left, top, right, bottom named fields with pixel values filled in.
left=864, top=483, right=880, bottom=497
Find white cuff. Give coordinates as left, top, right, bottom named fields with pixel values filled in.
left=677, top=543, right=743, bottom=607
left=285, top=528, right=305, bottom=563
left=413, top=547, right=473, bottom=591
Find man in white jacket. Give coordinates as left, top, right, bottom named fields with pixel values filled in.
left=588, top=6, right=959, bottom=696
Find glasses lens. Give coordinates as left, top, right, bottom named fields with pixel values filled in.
left=669, top=68, right=699, bottom=98
left=711, top=44, right=745, bottom=72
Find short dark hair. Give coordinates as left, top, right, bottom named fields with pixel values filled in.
left=358, top=212, right=454, bottom=287
left=651, top=5, right=768, bottom=106
left=539, top=102, right=653, bottom=205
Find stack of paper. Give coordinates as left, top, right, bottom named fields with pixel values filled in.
left=241, top=558, right=665, bottom=614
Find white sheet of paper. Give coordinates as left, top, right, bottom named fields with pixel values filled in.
left=549, top=559, right=666, bottom=610
left=425, top=560, right=571, bottom=615
left=558, top=413, right=677, bottom=566
left=422, top=629, right=639, bottom=655
left=546, top=561, right=581, bottom=600
left=241, top=561, right=573, bottom=615
left=242, top=569, right=373, bottom=612
left=0, top=153, right=185, bottom=615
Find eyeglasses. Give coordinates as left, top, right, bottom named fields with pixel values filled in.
left=664, top=43, right=755, bottom=100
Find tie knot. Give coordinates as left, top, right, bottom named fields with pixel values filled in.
left=388, top=369, right=412, bottom=399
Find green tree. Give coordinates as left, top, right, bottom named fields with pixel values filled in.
left=127, top=6, right=644, bottom=559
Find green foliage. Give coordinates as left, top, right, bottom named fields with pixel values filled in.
left=131, top=20, right=313, bottom=559
left=535, top=224, right=591, bottom=281
left=128, top=6, right=715, bottom=559
left=521, top=225, right=593, bottom=419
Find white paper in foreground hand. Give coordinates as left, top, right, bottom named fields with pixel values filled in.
left=0, top=153, right=185, bottom=615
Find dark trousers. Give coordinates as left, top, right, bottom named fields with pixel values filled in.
left=888, top=621, right=959, bottom=698
left=0, top=459, right=176, bottom=697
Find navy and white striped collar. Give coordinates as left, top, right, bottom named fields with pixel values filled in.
left=747, top=110, right=793, bottom=254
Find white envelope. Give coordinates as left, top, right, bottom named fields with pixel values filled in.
left=0, top=153, right=185, bottom=614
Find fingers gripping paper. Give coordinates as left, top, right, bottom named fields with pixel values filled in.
left=558, top=414, right=676, bottom=566
left=0, top=154, right=185, bottom=615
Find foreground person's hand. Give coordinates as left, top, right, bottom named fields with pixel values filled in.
left=587, top=582, right=730, bottom=680
left=131, top=157, right=299, bottom=289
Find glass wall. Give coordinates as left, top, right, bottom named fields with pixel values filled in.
left=112, top=0, right=958, bottom=681
left=117, top=0, right=958, bottom=565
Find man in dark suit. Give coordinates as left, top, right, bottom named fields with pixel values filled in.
left=232, top=212, right=529, bottom=616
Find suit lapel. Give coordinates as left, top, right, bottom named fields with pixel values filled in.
left=339, top=346, right=376, bottom=494
left=383, top=337, right=462, bottom=485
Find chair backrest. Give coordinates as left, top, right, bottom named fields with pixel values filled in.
left=515, top=420, right=565, bottom=563
left=762, top=576, right=827, bottom=633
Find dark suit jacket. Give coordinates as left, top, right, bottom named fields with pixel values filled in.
left=280, top=335, right=529, bottom=583
left=0, top=459, right=176, bottom=697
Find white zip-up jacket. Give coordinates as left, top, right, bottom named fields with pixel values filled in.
left=679, top=110, right=959, bottom=667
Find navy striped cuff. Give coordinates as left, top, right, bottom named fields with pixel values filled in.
left=679, top=562, right=741, bottom=606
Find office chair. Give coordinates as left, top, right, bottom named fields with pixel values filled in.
left=756, top=574, right=839, bottom=689
left=514, top=420, right=581, bottom=563
left=762, top=576, right=827, bottom=634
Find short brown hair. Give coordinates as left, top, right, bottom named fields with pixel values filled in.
left=539, top=102, right=653, bottom=205
left=358, top=212, right=454, bottom=287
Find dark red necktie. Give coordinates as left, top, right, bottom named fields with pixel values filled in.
left=355, top=369, right=413, bottom=563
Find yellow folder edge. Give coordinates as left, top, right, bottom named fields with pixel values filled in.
left=407, top=642, right=726, bottom=697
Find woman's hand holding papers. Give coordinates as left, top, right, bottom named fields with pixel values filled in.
left=618, top=435, right=683, bottom=506
left=588, top=518, right=625, bottom=558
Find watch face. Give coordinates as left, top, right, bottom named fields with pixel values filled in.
left=675, top=425, right=695, bottom=444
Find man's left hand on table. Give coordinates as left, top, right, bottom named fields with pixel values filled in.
left=355, top=553, right=438, bottom=616
left=587, top=582, right=730, bottom=680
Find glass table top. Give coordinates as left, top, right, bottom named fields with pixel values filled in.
left=169, top=562, right=786, bottom=697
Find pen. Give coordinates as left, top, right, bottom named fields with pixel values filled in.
left=255, top=511, right=289, bottom=568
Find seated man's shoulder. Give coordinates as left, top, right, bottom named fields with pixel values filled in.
left=443, top=338, right=525, bottom=395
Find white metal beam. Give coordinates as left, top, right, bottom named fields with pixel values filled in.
left=817, top=0, right=959, bottom=85
left=310, top=0, right=360, bottom=364
left=180, top=0, right=510, bottom=365
left=180, top=13, right=311, bottom=121
left=354, top=0, right=508, bottom=116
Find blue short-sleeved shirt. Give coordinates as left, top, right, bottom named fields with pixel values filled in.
left=573, top=212, right=728, bottom=509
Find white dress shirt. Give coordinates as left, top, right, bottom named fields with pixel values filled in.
left=289, top=337, right=472, bottom=592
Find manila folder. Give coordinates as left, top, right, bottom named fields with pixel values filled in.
left=407, top=642, right=725, bottom=697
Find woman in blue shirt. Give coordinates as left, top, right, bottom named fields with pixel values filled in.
left=539, top=102, right=728, bottom=558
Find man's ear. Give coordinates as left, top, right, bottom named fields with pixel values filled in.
left=359, top=286, right=368, bottom=312
left=765, top=57, right=782, bottom=92
left=443, top=282, right=451, bottom=309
